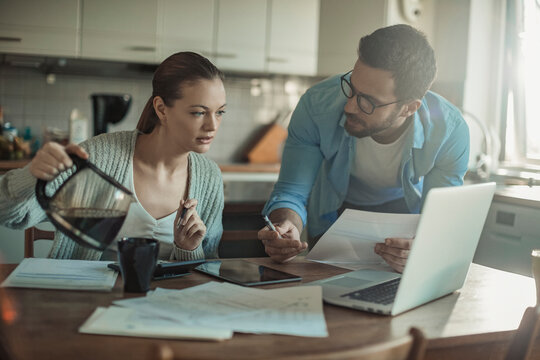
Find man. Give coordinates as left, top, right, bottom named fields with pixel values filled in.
left=258, top=24, right=469, bottom=272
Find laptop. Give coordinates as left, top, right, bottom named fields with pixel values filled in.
left=309, top=182, right=496, bottom=316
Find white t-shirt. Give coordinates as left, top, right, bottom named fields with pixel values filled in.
left=102, top=156, right=176, bottom=260
left=346, top=125, right=411, bottom=206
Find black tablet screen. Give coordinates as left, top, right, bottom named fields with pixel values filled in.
left=195, top=260, right=302, bottom=286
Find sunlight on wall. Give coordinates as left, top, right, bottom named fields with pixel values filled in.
left=523, top=0, right=540, bottom=159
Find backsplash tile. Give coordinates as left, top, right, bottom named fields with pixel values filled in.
left=0, top=65, right=316, bottom=163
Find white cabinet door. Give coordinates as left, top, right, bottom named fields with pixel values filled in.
left=215, top=0, right=267, bottom=72
left=157, top=0, right=215, bottom=63
left=0, top=0, right=80, bottom=57
left=267, top=0, right=319, bottom=75
left=81, top=0, right=158, bottom=63
left=317, top=0, right=387, bottom=76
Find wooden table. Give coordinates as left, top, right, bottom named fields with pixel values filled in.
left=0, top=259, right=536, bottom=360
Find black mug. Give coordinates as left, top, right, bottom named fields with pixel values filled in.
left=117, top=238, right=159, bottom=293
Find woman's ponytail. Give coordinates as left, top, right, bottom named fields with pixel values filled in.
left=136, top=97, right=159, bottom=134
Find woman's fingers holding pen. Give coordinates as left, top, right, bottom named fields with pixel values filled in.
left=173, top=199, right=206, bottom=251
left=179, top=199, right=198, bottom=226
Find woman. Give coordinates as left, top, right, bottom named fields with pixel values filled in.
left=0, top=52, right=226, bottom=261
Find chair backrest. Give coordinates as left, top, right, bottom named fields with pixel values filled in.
left=505, top=306, right=540, bottom=360
left=24, top=227, right=55, bottom=258
left=152, top=327, right=427, bottom=360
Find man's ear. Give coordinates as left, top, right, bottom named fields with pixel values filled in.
left=400, top=100, right=422, bottom=118
left=153, top=96, right=167, bottom=125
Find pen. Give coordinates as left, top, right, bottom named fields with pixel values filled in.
left=262, top=215, right=281, bottom=239
left=176, top=206, right=187, bottom=230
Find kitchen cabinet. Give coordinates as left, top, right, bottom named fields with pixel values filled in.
left=220, top=203, right=267, bottom=258
left=156, top=0, right=215, bottom=62
left=1, top=0, right=437, bottom=76
left=0, top=0, right=80, bottom=57
left=266, top=0, right=319, bottom=75
left=316, top=0, right=435, bottom=76
left=473, top=186, right=540, bottom=277
left=81, top=0, right=158, bottom=63
left=214, top=0, right=267, bottom=72
left=317, top=0, right=388, bottom=75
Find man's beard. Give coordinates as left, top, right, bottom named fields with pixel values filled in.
left=344, top=107, right=402, bottom=139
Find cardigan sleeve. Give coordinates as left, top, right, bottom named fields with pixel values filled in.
left=172, top=153, right=224, bottom=261
left=200, top=161, right=224, bottom=259
left=0, top=166, right=47, bottom=229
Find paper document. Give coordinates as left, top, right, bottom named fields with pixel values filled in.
left=112, top=282, right=328, bottom=338
left=1, top=258, right=118, bottom=291
left=79, top=306, right=233, bottom=341
left=306, top=209, right=420, bottom=270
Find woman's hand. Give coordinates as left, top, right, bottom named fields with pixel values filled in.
left=173, top=199, right=206, bottom=251
left=29, top=142, right=89, bottom=180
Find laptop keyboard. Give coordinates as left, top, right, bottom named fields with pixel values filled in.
left=341, top=278, right=401, bottom=305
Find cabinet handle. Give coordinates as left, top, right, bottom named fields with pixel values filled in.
left=214, top=52, right=237, bottom=59
left=0, top=37, right=22, bottom=43
left=198, top=52, right=237, bottom=59
left=266, top=57, right=288, bottom=63
left=126, top=46, right=155, bottom=52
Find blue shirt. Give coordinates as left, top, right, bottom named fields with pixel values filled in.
left=263, top=74, right=470, bottom=238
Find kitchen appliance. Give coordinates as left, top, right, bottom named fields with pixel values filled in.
left=35, top=154, right=134, bottom=250
left=90, top=94, right=132, bottom=136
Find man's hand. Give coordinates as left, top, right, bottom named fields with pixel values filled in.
left=374, top=237, right=413, bottom=273
left=258, top=219, right=307, bottom=263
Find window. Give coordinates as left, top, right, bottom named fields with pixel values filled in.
left=501, top=0, right=540, bottom=167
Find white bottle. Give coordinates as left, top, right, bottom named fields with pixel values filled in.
left=69, top=108, right=88, bottom=144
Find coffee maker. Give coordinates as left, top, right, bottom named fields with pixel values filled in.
left=90, top=94, right=132, bottom=136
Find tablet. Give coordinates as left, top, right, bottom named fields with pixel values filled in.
left=107, top=259, right=206, bottom=281
left=194, top=260, right=302, bottom=286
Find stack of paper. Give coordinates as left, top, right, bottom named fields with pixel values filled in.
left=79, top=282, right=328, bottom=340
left=307, top=209, right=420, bottom=270
left=80, top=306, right=233, bottom=341
left=1, top=258, right=118, bottom=291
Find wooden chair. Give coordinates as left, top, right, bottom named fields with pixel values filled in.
left=153, top=327, right=427, bottom=360
left=504, top=306, right=540, bottom=360
left=24, top=226, right=55, bottom=258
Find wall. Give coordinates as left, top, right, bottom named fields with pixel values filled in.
left=0, top=65, right=315, bottom=163
left=462, top=0, right=506, bottom=172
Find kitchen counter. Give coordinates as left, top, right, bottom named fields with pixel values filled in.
left=0, top=159, right=31, bottom=174
left=493, top=185, right=540, bottom=209
left=219, top=163, right=280, bottom=173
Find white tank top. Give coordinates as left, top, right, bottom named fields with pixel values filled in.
left=346, top=125, right=411, bottom=206
left=102, top=156, right=176, bottom=260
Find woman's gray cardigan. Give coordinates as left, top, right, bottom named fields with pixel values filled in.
left=0, top=130, right=224, bottom=260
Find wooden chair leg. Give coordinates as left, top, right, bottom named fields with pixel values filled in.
left=407, top=327, right=428, bottom=360
left=24, top=227, right=55, bottom=258
left=24, top=228, right=34, bottom=258
left=505, top=306, right=540, bottom=360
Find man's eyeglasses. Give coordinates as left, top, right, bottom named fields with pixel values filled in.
left=340, top=70, right=402, bottom=115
